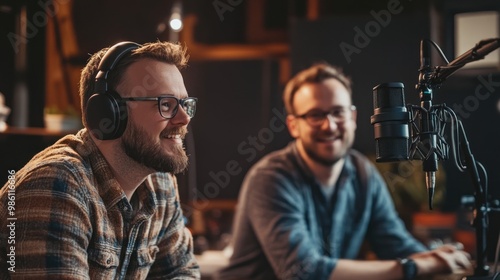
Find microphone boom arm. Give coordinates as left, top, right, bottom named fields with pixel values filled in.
left=430, top=38, right=500, bottom=86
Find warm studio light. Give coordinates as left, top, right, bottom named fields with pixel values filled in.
left=169, top=0, right=183, bottom=32
left=169, top=17, right=183, bottom=31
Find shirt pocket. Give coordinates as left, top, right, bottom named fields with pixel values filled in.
left=87, top=243, right=120, bottom=279
left=131, top=245, right=160, bottom=279
left=136, top=245, right=159, bottom=267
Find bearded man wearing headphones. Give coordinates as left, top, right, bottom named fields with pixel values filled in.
left=0, top=41, right=200, bottom=279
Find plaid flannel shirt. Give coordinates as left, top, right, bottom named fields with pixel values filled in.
left=0, top=129, right=200, bottom=279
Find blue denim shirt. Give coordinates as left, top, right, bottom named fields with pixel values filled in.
left=217, top=142, right=426, bottom=280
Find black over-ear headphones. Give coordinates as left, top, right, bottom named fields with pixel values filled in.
left=85, top=41, right=141, bottom=140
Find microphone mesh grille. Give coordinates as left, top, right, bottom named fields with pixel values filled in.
left=375, top=138, right=409, bottom=162
left=374, top=87, right=405, bottom=109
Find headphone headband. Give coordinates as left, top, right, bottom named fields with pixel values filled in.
left=94, top=41, right=141, bottom=93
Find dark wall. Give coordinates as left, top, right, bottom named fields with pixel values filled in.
left=0, top=5, right=15, bottom=109
left=290, top=13, right=429, bottom=155
left=182, top=59, right=290, bottom=200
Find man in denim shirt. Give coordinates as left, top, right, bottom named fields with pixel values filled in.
left=217, top=64, right=472, bottom=280
left=0, top=41, right=200, bottom=279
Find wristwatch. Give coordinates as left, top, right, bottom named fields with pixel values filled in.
left=398, top=258, right=418, bottom=280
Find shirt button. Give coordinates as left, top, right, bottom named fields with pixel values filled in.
left=123, top=206, right=128, bottom=212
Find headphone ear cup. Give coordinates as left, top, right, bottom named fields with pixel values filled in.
left=85, top=90, right=127, bottom=140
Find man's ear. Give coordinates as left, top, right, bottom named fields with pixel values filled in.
left=351, top=108, right=357, bottom=130
left=286, top=115, right=300, bottom=138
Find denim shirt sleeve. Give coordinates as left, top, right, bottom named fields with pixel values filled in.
left=363, top=163, right=428, bottom=258
left=245, top=168, right=335, bottom=280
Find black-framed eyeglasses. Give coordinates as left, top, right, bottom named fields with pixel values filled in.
left=295, top=105, right=356, bottom=127
left=121, top=96, right=197, bottom=119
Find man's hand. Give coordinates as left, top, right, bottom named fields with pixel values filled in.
left=410, top=244, right=474, bottom=277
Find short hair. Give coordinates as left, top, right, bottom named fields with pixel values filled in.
left=283, top=63, right=352, bottom=115
left=79, top=41, right=189, bottom=126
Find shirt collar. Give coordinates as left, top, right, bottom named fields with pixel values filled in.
left=75, top=128, right=128, bottom=209
left=290, top=140, right=356, bottom=189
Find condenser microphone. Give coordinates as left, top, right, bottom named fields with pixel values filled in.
left=371, top=82, right=410, bottom=162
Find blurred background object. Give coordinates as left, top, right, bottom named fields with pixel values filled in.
left=0, top=92, right=11, bottom=132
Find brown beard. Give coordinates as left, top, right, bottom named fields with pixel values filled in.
left=121, top=122, right=189, bottom=174
left=303, top=143, right=344, bottom=167
left=303, top=131, right=354, bottom=167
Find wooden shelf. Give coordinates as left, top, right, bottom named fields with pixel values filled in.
left=0, top=127, right=77, bottom=137
left=181, top=15, right=289, bottom=61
